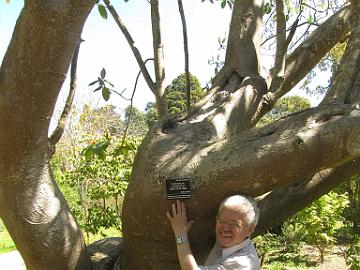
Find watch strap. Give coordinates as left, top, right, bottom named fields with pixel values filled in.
left=175, top=235, right=187, bottom=244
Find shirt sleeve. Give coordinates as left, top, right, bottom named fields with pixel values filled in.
left=198, top=253, right=260, bottom=270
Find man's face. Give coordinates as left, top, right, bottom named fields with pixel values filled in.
left=215, top=207, right=255, bottom=248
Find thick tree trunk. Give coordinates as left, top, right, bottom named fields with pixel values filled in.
left=0, top=1, right=96, bottom=269
left=121, top=2, right=360, bottom=270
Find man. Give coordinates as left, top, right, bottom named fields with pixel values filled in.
left=166, top=195, right=260, bottom=270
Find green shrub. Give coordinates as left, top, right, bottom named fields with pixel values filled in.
left=288, top=191, right=349, bottom=262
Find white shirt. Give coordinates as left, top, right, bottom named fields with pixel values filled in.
left=198, top=238, right=260, bottom=270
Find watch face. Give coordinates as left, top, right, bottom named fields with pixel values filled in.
left=176, top=235, right=187, bottom=244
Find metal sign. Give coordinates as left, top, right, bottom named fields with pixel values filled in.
left=165, top=177, right=191, bottom=200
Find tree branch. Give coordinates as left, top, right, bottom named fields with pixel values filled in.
left=177, top=0, right=191, bottom=110
left=0, top=1, right=96, bottom=269
left=217, top=0, right=264, bottom=80
left=103, top=0, right=156, bottom=94
left=256, top=157, right=360, bottom=234
left=273, top=5, right=353, bottom=100
left=193, top=104, right=360, bottom=200
left=322, top=4, right=360, bottom=107
left=151, top=0, right=169, bottom=121
left=272, top=0, right=287, bottom=79
left=49, top=40, right=82, bottom=150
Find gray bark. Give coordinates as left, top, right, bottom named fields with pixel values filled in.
left=121, top=2, right=360, bottom=270
left=0, top=1, right=96, bottom=269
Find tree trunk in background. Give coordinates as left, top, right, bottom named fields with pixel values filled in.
left=0, top=1, right=96, bottom=269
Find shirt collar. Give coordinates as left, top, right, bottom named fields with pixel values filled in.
left=221, top=237, right=251, bottom=259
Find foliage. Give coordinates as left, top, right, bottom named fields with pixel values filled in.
left=144, top=73, right=205, bottom=126
left=254, top=230, right=306, bottom=268
left=344, top=236, right=360, bottom=270
left=201, top=0, right=234, bottom=9
left=55, top=136, right=141, bottom=238
left=166, top=73, right=205, bottom=118
left=53, top=104, right=144, bottom=238
left=340, top=176, right=360, bottom=235
left=257, top=95, right=311, bottom=126
left=0, top=219, right=16, bottom=254
left=88, top=68, right=115, bottom=101
left=78, top=104, right=124, bottom=138
left=287, top=191, right=349, bottom=262
left=124, top=106, right=148, bottom=137
left=144, top=102, right=158, bottom=129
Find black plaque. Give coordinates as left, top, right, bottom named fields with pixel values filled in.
left=166, top=177, right=191, bottom=200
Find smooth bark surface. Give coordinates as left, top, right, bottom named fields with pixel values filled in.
left=0, top=1, right=96, bottom=269
left=122, top=2, right=360, bottom=270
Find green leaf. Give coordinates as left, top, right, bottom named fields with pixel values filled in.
left=221, top=0, right=226, bottom=8
left=307, top=15, right=313, bottom=24
left=264, top=3, right=272, bottom=14
left=98, top=4, right=108, bottom=20
left=100, top=68, right=106, bottom=79
left=102, top=87, right=111, bottom=101
left=93, top=86, right=102, bottom=92
left=88, top=80, right=98, bottom=86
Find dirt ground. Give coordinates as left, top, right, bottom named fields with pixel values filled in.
left=303, top=245, right=349, bottom=270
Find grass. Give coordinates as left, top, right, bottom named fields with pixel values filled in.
left=0, top=228, right=16, bottom=255
left=0, top=224, right=121, bottom=254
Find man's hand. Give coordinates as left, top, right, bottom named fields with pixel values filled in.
left=166, top=200, right=194, bottom=237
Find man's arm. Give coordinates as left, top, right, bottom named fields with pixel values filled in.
left=166, top=200, right=201, bottom=270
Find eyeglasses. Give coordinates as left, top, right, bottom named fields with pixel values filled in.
left=216, top=215, right=245, bottom=229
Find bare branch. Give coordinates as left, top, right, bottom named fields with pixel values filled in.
left=177, top=0, right=191, bottom=110
left=103, top=0, right=156, bottom=94
left=49, top=40, right=82, bottom=149
left=273, top=5, right=352, bottom=100
left=272, top=0, right=287, bottom=78
left=151, top=0, right=169, bottom=121
left=120, top=58, right=153, bottom=146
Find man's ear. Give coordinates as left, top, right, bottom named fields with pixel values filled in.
left=247, top=224, right=256, bottom=236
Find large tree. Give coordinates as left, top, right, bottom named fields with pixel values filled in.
left=1, top=1, right=360, bottom=270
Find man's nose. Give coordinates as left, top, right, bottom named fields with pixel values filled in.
left=222, top=223, right=232, bottom=231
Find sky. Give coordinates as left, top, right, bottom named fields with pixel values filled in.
left=0, top=1, right=234, bottom=112
left=0, top=0, right=324, bottom=122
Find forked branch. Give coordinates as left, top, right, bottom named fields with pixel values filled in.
left=273, top=5, right=352, bottom=100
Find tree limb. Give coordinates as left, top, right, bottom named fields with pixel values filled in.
left=273, top=5, right=353, bottom=100
left=0, top=1, right=96, bottom=269
left=49, top=40, right=82, bottom=150
left=177, top=0, right=191, bottom=110
left=272, top=0, right=287, bottom=79
left=151, top=0, right=169, bottom=121
left=256, top=157, right=360, bottom=234
left=322, top=4, right=360, bottom=107
left=103, top=0, right=156, bottom=94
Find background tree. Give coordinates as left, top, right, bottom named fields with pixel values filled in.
left=144, top=72, right=205, bottom=126
left=1, top=1, right=360, bottom=270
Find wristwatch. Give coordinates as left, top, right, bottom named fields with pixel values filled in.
left=175, top=235, right=187, bottom=244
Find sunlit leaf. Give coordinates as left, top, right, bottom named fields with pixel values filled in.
left=98, top=4, right=108, bottom=20
left=102, top=87, right=111, bottom=101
